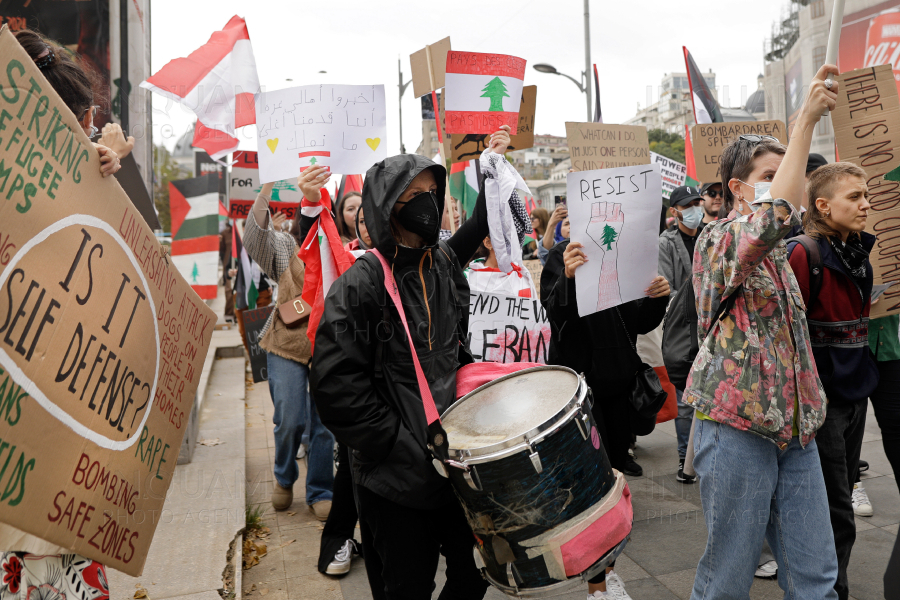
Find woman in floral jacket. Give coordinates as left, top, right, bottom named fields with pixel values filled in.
left=685, top=64, right=841, bottom=600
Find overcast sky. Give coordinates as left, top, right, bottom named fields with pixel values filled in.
left=149, top=0, right=790, bottom=154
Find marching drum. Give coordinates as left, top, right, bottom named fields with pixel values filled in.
left=442, top=366, right=633, bottom=597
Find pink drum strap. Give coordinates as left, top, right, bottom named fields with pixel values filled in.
left=369, top=248, right=441, bottom=426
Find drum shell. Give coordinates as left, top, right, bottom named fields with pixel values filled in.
left=447, top=409, right=616, bottom=589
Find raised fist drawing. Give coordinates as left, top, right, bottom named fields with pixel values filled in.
left=586, top=202, right=624, bottom=310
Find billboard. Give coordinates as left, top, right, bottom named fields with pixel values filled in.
left=840, top=1, right=900, bottom=95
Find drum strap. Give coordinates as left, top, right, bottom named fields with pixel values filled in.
left=369, top=248, right=452, bottom=465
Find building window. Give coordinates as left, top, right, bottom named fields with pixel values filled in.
left=813, top=45, right=826, bottom=69
left=811, top=0, right=825, bottom=18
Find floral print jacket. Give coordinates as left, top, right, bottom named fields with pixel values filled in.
left=683, top=196, right=827, bottom=448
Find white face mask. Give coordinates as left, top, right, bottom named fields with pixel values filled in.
left=750, top=182, right=773, bottom=205
left=679, top=205, right=704, bottom=229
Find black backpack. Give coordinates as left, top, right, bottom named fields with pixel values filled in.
left=787, top=234, right=824, bottom=309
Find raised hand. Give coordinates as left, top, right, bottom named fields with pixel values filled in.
left=585, top=202, right=625, bottom=309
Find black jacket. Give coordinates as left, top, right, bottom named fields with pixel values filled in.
left=310, top=154, right=487, bottom=508
left=542, top=241, right=669, bottom=396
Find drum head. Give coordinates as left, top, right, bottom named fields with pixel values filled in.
left=443, top=367, right=580, bottom=452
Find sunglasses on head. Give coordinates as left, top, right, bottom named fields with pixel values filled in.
left=739, top=134, right=779, bottom=144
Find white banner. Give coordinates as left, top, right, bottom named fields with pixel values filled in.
left=467, top=292, right=550, bottom=363
left=650, top=151, right=687, bottom=199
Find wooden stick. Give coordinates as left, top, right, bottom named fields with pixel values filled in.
left=425, top=44, right=457, bottom=233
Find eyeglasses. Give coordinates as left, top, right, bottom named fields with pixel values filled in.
left=82, top=105, right=99, bottom=119
left=704, top=189, right=722, bottom=199
left=739, top=134, right=778, bottom=144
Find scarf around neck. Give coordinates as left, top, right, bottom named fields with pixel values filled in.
left=829, top=235, right=869, bottom=280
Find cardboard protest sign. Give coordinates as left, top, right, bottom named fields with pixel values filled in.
left=255, top=84, right=387, bottom=183
left=833, top=65, right=900, bottom=318
left=565, top=123, right=650, bottom=172
left=567, top=164, right=662, bottom=316
left=650, top=152, right=687, bottom=200
left=410, top=37, right=451, bottom=99
left=451, top=86, right=537, bottom=163
left=229, top=150, right=301, bottom=220
left=523, top=259, right=543, bottom=298
left=241, top=305, right=274, bottom=383
left=444, top=51, right=526, bottom=134
left=467, top=292, right=549, bottom=363
left=0, top=26, right=215, bottom=575
left=690, top=120, right=787, bottom=184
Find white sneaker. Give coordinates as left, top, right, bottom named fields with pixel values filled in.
left=296, top=444, right=307, bottom=460
left=325, top=539, right=356, bottom=576
left=587, top=592, right=609, bottom=599
left=754, top=559, right=777, bottom=578
left=852, top=483, right=874, bottom=517
left=605, top=571, right=632, bottom=600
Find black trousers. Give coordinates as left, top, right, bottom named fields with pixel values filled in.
left=356, top=484, right=489, bottom=600
left=815, top=400, right=867, bottom=600
left=317, top=443, right=360, bottom=573
left=589, top=388, right=632, bottom=472
left=871, top=359, right=900, bottom=495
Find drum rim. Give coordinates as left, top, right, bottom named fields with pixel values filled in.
left=442, top=365, right=587, bottom=461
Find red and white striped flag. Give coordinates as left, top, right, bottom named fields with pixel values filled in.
left=141, top=16, right=260, bottom=159
left=444, top=51, right=526, bottom=134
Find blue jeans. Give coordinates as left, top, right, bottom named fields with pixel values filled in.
left=266, top=352, right=334, bottom=504
left=691, top=420, right=838, bottom=600
left=675, top=388, right=693, bottom=459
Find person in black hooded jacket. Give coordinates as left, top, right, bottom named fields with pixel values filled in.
left=310, top=131, right=512, bottom=600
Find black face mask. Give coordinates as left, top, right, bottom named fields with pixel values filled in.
left=396, top=191, right=440, bottom=244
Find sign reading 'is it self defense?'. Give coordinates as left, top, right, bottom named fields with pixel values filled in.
left=444, top=51, right=526, bottom=135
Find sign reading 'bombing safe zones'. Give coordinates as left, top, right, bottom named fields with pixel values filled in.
left=0, top=27, right=215, bottom=575
left=564, top=123, right=650, bottom=172
left=450, top=85, right=537, bottom=163
left=833, top=64, right=900, bottom=318
left=690, top=120, right=788, bottom=184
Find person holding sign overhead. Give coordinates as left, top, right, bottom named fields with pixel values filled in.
left=684, top=64, right=841, bottom=600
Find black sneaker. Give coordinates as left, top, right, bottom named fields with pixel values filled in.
left=858, top=459, right=869, bottom=473
left=677, top=459, right=696, bottom=484
left=622, top=457, right=643, bottom=477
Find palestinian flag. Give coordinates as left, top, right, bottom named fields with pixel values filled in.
left=141, top=16, right=260, bottom=159
left=683, top=47, right=723, bottom=124
left=336, top=174, right=363, bottom=201
left=170, top=174, right=221, bottom=299
left=449, top=160, right=479, bottom=217
left=444, top=51, right=526, bottom=134
left=233, top=220, right=260, bottom=310
left=593, top=64, right=603, bottom=123
left=685, top=124, right=698, bottom=181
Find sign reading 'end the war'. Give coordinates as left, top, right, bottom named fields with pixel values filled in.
left=0, top=26, right=215, bottom=575
left=466, top=292, right=549, bottom=364
left=444, top=51, right=526, bottom=135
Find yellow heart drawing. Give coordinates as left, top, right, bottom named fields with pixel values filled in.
left=266, top=138, right=279, bottom=153
left=366, top=138, right=381, bottom=151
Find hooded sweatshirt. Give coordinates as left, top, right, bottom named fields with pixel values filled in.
left=310, top=155, right=486, bottom=508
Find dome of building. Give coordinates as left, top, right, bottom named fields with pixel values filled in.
left=745, top=88, right=765, bottom=114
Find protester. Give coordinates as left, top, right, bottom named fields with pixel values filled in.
left=531, top=207, right=549, bottom=241
left=539, top=204, right=568, bottom=264
left=658, top=185, right=705, bottom=483
left=309, top=127, right=516, bottom=599
left=685, top=64, right=840, bottom=600
left=543, top=215, right=670, bottom=600
left=698, top=182, right=722, bottom=225
left=0, top=28, right=129, bottom=599
left=869, top=315, right=900, bottom=498
left=242, top=182, right=335, bottom=521
left=786, top=162, right=876, bottom=600
left=334, top=190, right=363, bottom=243
left=466, top=235, right=535, bottom=297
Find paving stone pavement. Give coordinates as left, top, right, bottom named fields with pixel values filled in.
left=250, top=387, right=896, bottom=600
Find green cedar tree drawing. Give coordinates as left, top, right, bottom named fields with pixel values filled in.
left=191, top=262, right=199, bottom=283
left=481, top=77, right=510, bottom=112
left=253, top=180, right=299, bottom=201
left=601, top=224, right=618, bottom=250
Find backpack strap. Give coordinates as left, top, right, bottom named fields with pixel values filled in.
left=793, top=234, right=824, bottom=308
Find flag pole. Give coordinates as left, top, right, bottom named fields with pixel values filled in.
left=825, top=0, right=846, bottom=67
left=425, top=44, right=457, bottom=234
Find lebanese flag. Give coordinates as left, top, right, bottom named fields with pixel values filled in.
left=296, top=189, right=356, bottom=351
left=683, top=47, right=723, bottom=124
left=170, top=174, right=221, bottom=299
left=444, top=51, right=526, bottom=134
left=141, top=16, right=260, bottom=159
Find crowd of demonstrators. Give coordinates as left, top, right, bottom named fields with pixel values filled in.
left=539, top=203, right=568, bottom=264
